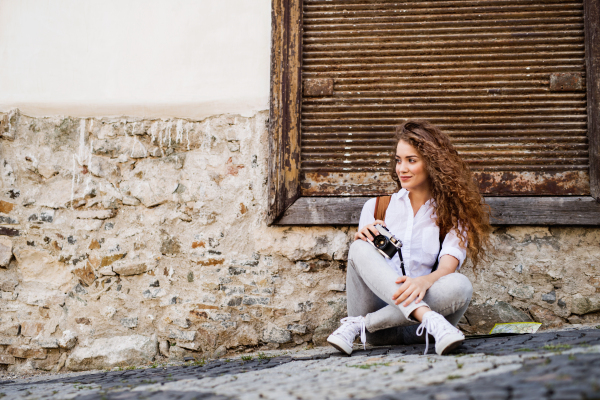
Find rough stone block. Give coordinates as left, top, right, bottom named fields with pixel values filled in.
left=71, top=219, right=103, bottom=231
left=228, top=325, right=259, bottom=347
left=464, top=301, right=532, bottom=334
left=0, top=354, right=15, bottom=365
left=88, top=156, right=121, bottom=182
left=13, top=248, right=71, bottom=290
left=257, top=230, right=350, bottom=262
left=113, top=262, right=149, bottom=276
left=0, top=214, right=18, bottom=224
left=96, top=253, right=127, bottom=267
left=160, top=235, right=181, bottom=255
left=130, top=140, right=147, bottom=158
left=76, top=210, right=116, bottom=220
left=327, top=284, right=346, bottom=292
left=571, top=294, right=600, bottom=315
left=0, top=291, right=18, bottom=301
left=120, top=317, right=138, bottom=329
left=92, top=139, right=121, bottom=157
left=33, top=350, right=61, bottom=371
left=568, top=315, right=583, bottom=324
left=0, top=335, right=16, bottom=345
left=242, top=296, right=270, bottom=306
left=0, top=200, right=15, bottom=214
left=40, top=210, right=54, bottom=223
left=7, top=345, right=46, bottom=359
left=20, top=321, right=44, bottom=337
left=177, top=341, right=201, bottom=351
left=508, top=285, right=534, bottom=300
left=124, top=179, right=174, bottom=208
left=159, top=340, right=170, bottom=357
left=541, top=290, right=556, bottom=304
left=97, top=266, right=116, bottom=276
left=122, top=196, right=140, bottom=206
left=0, top=226, right=19, bottom=237
left=168, top=345, right=188, bottom=361
left=72, top=262, right=96, bottom=286
left=35, top=338, right=59, bottom=349
left=65, top=334, right=157, bottom=371
left=20, top=291, right=66, bottom=308
left=263, top=323, right=291, bottom=344
left=169, top=330, right=196, bottom=342
left=0, top=278, right=18, bottom=292
left=529, top=305, right=563, bottom=328
left=287, top=324, right=307, bottom=335
left=0, top=108, right=19, bottom=140
left=58, top=330, right=78, bottom=349
left=0, top=237, right=13, bottom=267
left=173, top=318, right=191, bottom=329
left=212, top=345, right=227, bottom=359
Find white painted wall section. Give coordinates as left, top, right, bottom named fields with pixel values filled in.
left=0, top=0, right=271, bottom=118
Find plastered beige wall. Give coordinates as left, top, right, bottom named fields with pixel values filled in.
left=0, top=0, right=271, bottom=119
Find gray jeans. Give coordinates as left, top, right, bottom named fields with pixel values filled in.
left=347, top=240, right=473, bottom=346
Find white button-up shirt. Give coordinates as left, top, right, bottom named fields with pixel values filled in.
left=358, top=189, right=467, bottom=278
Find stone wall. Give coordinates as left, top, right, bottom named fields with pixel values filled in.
left=0, top=109, right=599, bottom=373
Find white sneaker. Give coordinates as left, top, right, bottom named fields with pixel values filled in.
left=416, top=311, right=465, bottom=355
left=326, top=316, right=366, bottom=355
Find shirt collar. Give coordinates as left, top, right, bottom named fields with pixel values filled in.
left=396, top=188, right=435, bottom=207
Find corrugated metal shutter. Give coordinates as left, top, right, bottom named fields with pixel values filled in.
left=300, top=0, right=589, bottom=196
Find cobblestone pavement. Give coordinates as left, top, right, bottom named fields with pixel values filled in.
left=1, top=327, right=600, bottom=400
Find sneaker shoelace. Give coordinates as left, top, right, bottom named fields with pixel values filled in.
left=416, top=312, right=460, bottom=355
left=336, top=316, right=367, bottom=350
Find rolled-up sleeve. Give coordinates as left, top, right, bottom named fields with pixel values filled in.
left=358, top=198, right=377, bottom=230
left=438, top=228, right=468, bottom=269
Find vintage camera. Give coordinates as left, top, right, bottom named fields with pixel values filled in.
left=369, top=224, right=403, bottom=259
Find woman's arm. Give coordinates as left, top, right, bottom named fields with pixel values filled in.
left=355, top=198, right=387, bottom=241
left=391, top=254, right=459, bottom=306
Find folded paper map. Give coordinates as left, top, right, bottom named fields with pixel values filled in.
left=489, top=322, right=542, bottom=335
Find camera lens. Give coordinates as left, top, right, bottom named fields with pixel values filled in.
left=373, top=235, right=389, bottom=249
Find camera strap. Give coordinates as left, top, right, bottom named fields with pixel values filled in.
left=373, top=195, right=444, bottom=275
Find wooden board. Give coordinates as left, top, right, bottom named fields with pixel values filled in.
left=268, top=0, right=303, bottom=225
left=585, top=0, right=600, bottom=200
left=275, top=196, right=600, bottom=225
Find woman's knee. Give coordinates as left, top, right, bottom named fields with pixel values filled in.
left=348, top=239, right=373, bottom=262
left=438, top=273, right=473, bottom=302
left=453, top=273, right=473, bottom=301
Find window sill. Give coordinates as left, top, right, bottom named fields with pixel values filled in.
left=274, top=196, right=600, bottom=226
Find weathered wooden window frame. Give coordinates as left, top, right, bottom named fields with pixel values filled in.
left=268, top=0, right=600, bottom=226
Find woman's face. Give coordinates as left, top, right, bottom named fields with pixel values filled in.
left=395, top=140, right=430, bottom=193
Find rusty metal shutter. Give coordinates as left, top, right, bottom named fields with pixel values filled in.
left=300, top=0, right=589, bottom=196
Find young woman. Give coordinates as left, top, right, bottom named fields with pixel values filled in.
left=327, top=120, right=491, bottom=356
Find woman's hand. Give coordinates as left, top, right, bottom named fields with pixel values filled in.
left=392, top=275, right=433, bottom=307
left=354, top=220, right=386, bottom=241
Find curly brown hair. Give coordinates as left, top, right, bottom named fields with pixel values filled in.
left=391, top=120, right=491, bottom=268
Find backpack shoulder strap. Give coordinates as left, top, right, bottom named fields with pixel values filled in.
left=374, top=195, right=392, bottom=221
left=431, top=228, right=447, bottom=272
